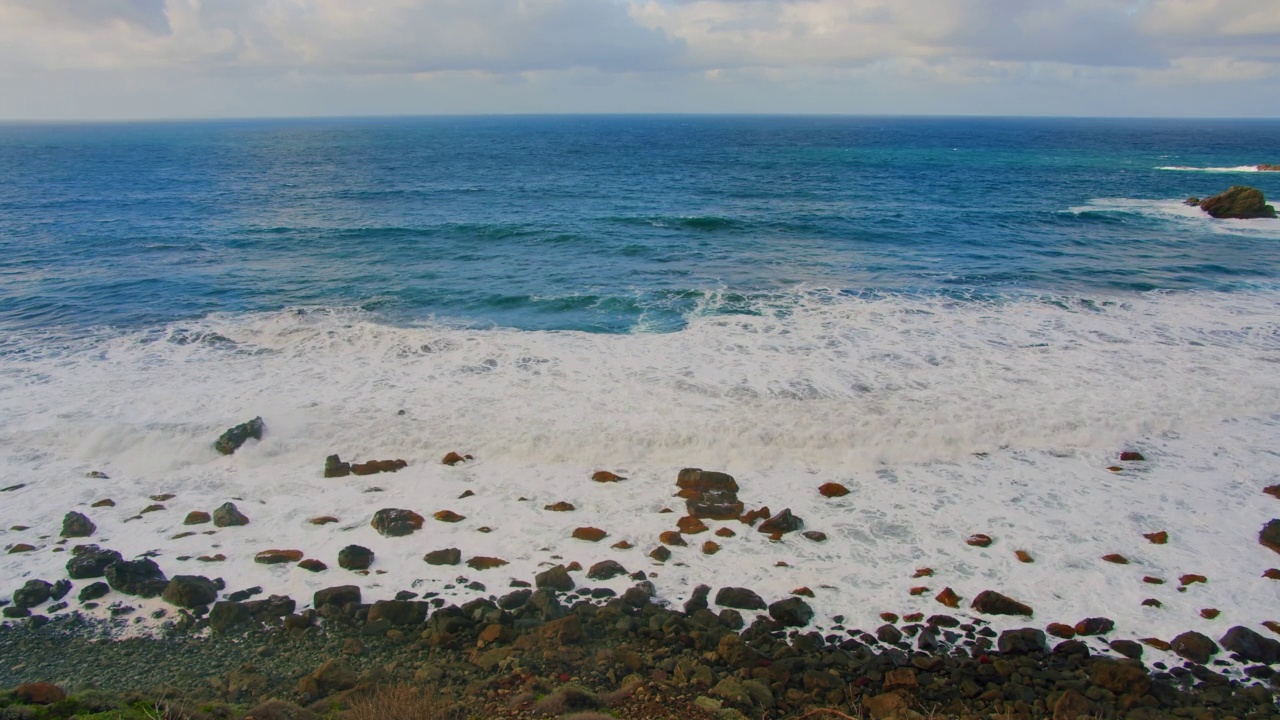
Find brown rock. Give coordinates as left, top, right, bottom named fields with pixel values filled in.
left=433, top=510, right=465, bottom=523
left=150, top=493, right=176, bottom=501
left=676, top=468, right=738, bottom=493
left=466, top=556, right=508, bottom=570
left=1265, top=485, right=1280, bottom=499
left=1142, top=598, right=1162, bottom=608
left=864, top=691, right=910, bottom=720
left=1101, top=554, right=1129, bottom=564
left=758, top=508, right=803, bottom=534
left=1264, top=621, right=1280, bottom=636
left=913, top=567, right=934, bottom=578
left=903, top=613, right=924, bottom=622
left=792, top=587, right=814, bottom=597
left=1140, top=637, right=1172, bottom=651
left=298, top=559, right=327, bottom=572
left=441, top=451, right=470, bottom=466
left=566, top=561, right=582, bottom=572
left=8, top=543, right=36, bottom=553
left=1260, top=519, right=1280, bottom=553
left=880, top=612, right=899, bottom=623
left=1264, top=568, right=1280, bottom=580
left=91, top=499, right=115, bottom=508
left=1119, top=451, right=1145, bottom=461
left=649, top=546, right=671, bottom=562
left=966, top=534, right=993, bottom=548
left=1200, top=608, right=1220, bottom=619
left=544, top=501, right=575, bottom=512
left=818, top=482, right=850, bottom=498
left=1199, top=185, right=1278, bottom=219
left=1143, top=531, right=1168, bottom=544
left=909, top=586, right=929, bottom=596
left=935, top=587, right=960, bottom=608
left=677, top=516, right=708, bottom=534
left=571, top=527, right=607, bottom=542
left=882, top=667, right=917, bottom=693
left=371, top=508, right=424, bottom=536
left=1074, top=617, right=1114, bottom=636
left=658, top=531, right=686, bottom=546
left=1107, top=466, right=1123, bottom=472
left=1053, top=688, right=1089, bottom=720
left=715, top=527, right=735, bottom=538
left=1143, top=576, right=1164, bottom=584
left=350, top=459, right=406, bottom=475
left=970, top=590, right=1033, bottom=617
left=184, top=511, right=211, bottom=525
left=1046, top=623, right=1076, bottom=639
left=197, top=554, right=226, bottom=562
left=1180, top=574, right=1207, bottom=585
left=309, top=516, right=339, bottom=525
left=740, top=507, right=770, bottom=526
left=255, top=549, right=304, bottom=564
left=537, top=615, right=584, bottom=645
left=592, top=470, right=625, bottom=482
left=611, top=540, right=634, bottom=550
left=15, top=683, right=66, bottom=705
left=1015, top=549, right=1034, bottom=563
left=141, top=504, right=165, bottom=513
left=701, top=541, right=720, bottom=555
left=457, top=489, right=474, bottom=499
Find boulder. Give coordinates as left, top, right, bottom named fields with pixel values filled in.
left=337, top=545, right=374, bottom=571
left=677, top=468, right=739, bottom=493
left=587, top=560, right=628, bottom=581
left=966, top=533, right=993, bottom=548
left=323, top=454, right=351, bottom=478
left=758, top=509, right=803, bottom=535
left=367, top=600, right=428, bottom=625
left=1143, top=531, right=1168, bottom=544
left=1090, top=658, right=1150, bottom=696
left=255, top=549, right=304, bottom=564
left=49, top=579, right=71, bottom=601
left=78, top=582, right=109, bottom=602
left=1075, top=617, right=1114, bottom=636
left=768, top=597, right=814, bottom=627
left=466, top=556, right=507, bottom=570
left=1260, top=164, right=1280, bottom=172
left=442, top=451, right=471, bottom=466
left=1200, top=186, right=1277, bottom=219
left=60, top=511, right=95, bottom=538
left=298, top=559, right=327, bottom=572
left=432, top=510, right=464, bottom=524
left=544, top=501, right=575, bottom=512
left=536, top=565, right=574, bottom=592
left=571, top=526, right=607, bottom=542
left=649, top=546, right=671, bottom=562
left=676, top=516, right=708, bottom=534
left=212, top=502, right=250, bottom=527
left=66, top=546, right=122, bottom=579
left=162, top=575, right=218, bottom=608
left=715, top=587, right=766, bottom=610
left=1109, top=640, right=1143, bottom=659
left=184, top=511, right=211, bottom=525
left=1261, top=519, right=1280, bottom=554
left=971, top=590, right=1033, bottom=617
left=935, top=588, right=960, bottom=609
left=214, top=416, right=265, bottom=455
left=686, top=491, right=744, bottom=520
left=424, top=548, right=461, bottom=566
left=1220, top=625, right=1280, bottom=664
left=1171, top=630, right=1219, bottom=664
left=684, top=584, right=711, bottom=614
left=104, top=558, right=168, bottom=598
left=818, top=482, right=850, bottom=497
left=997, top=628, right=1047, bottom=654
left=13, top=580, right=52, bottom=608
left=371, top=508, right=424, bottom=536
left=313, top=585, right=361, bottom=608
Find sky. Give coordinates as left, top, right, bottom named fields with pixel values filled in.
left=0, top=0, right=1277, bottom=120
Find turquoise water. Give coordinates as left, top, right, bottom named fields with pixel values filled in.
left=2, top=116, right=1279, bottom=333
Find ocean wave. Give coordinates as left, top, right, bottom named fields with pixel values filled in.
left=1155, top=165, right=1265, bottom=173
left=1068, top=198, right=1280, bottom=239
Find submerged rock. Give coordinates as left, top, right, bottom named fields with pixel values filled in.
left=214, top=416, right=265, bottom=455
left=1199, top=186, right=1277, bottom=219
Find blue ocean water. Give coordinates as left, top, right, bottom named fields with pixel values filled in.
left=2, top=116, right=1279, bottom=334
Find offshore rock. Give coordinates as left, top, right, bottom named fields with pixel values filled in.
left=1199, top=186, right=1277, bottom=219
left=60, top=511, right=95, bottom=538
left=1171, top=630, right=1219, bottom=664
left=104, top=558, right=168, bottom=598
left=1220, top=625, right=1280, bottom=664
left=214, top=416, right=264, bottom=455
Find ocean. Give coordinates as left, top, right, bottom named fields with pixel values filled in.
left=1, top=116, right=1279, bottom=643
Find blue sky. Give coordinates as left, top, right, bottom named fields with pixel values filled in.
left=0, top=0, right=1277, bottom=119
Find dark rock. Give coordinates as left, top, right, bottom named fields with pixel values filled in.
left=323, top=454, right=351, bottom=478
left=971, top=590, right=1033, bottom=617
left=622, top=582, right=653, bottom=607
left=1090, top=658, right=1151, bottom=695
left=536, top=564, right=574, bottom=592
left=212, top=502, right=250, bottom=527
left=424, top=548, right=461, bottom=566
left=684, top=584, right=711, bottom=615
left=78, top=581, right=109, bottom=602
left=802, top=530, right=827, bottom=542
left=687, top=490, right=744, bottom=520
left=586, top=559, right=628, bottom=581
left=49, top=579, right=71, bottom=601
left=298, top=559, right=327, bottom=572
left=499, top=589, right=532, bottom=610
left=227, top=586, right=262, bottom=602
left=209, top=601, right=252, bottom=633
left=2, top=606, right=30, bottom=618
left=769, top=597, right=814, bottom=627
left=337, top=545, right=374, bottom=571
left=1054, top=639, right=1090, bottom=658
left=1171, top=630, right=1219, bottom=664
left=370, top=508, right=424, bottom=537
left=998, top=628, right=1047, bottom=654
left=367, top=600, right=428, bottom=625
left=1074, top=617, right=1114, bottom=636
left=184, top=511, right=211, bottom=525
left=1220, top=625, right=1280, bottom=664
left=12, top=580, right=52, bottom=608
left=104, top=558, right=168, bottom=598
left=1261, top=519, right=1280, bottom=554
left=244, top=594, right=295, bottom=618
left=314, top=585, right=361, bottom=608
left=1199, top=186, right=1277, bottom=219
left=351, top=459, right=407, bottom=475
left=1110, top=639, right=1144, bottom=659
left=649, top=545, right=672, bottom=561
left=60, top=511, right=95, bottom=538
left=67, top=546, right=122, bottom=580
left=296, top=658, right=357, bottom=700
left=162, top=575, right=217, bottom=608
left=677, top=468, right=739, bottom=493
left=758, top=508, right=803, bottom=534
left=214, top=416, right=265, bottom=455
left=876, top=623, right=903, bottom=644
left=1184, top=197, right=1201, bottom=206
left=715, top=586, right=766, bottom=610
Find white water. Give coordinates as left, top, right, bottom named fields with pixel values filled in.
left=1071, top=198, right=1280, bottom=239
left=2, top=291, right=1279, bottom=659
left=1156, top=166, right=1266, bottom=173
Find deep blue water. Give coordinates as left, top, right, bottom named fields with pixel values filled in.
left=1, top=116, right=1278, bottom=333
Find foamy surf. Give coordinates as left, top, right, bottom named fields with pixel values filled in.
left=1070, top=198, right=1280, bottom=239
left=1, top=290, right=1279, bottom=660
left=1156, top=165, right=1264, bottom=173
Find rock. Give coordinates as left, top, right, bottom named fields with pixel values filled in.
left=1053, top=688, right=1090, bottom=720
left=1260, top=164, right=1280, bottom=172
left=1120, top=451, right=1145, bottom=461
left=367, top=599, right=427, bottom=625
left=1260, top=519, right=1280, bottom=554
left=91, top=499, right=114, bottom=507
left=298, top=559, right=326, bottom=572
left=350, top=458, right=406, bottom=475
left=684, top=584, right=711, bottom=614
left=818, top=482, right=850, bottom=497
left=966, top=533, right=993, bottom=548
left=424, top=548, right=461, bottom=566
left=1200, top=608, right=1220, bottom=619
left=971, top=590, right=1033, bottom=617
left=998, top=628, right=1046, bottom=653
left=1142, top=598, right=1162, bottom=608
left=677, top=516, right=709, bottom=534
left=544, top=501, right=575, bottom=511
left=13, top=580, right=52, bottom=608
left=184, top=511, right=211, bottom=525
left=592, top=470, right=625, bottom=482
left=1220, top=626, right=1280, bottom=664
left=431, top=510, right=464, bottom=524
left=877, top=624, right=903, bottom=644
left=864, top=691, right=912, bottom=720
left=611, top=540, right=634, bottom=549
left=337, top=545, right=374, bottom=571
left=913, top=567, right=934, bottom=578
left=1180, top=573, right=1207, bottom=585
left=465, top=556, right=507, bottom=570
left=802, top=530, right=827, bottom=542
left=323, top=454, right=351, bottom=478
left=758, top=508, right=802, bottom=535
left=1266, top=485, right=1280, bottom=499
left=441, top=451, right=469, bottom=466
left=309, top=516, right=339, bottom=525
left=1101, top=553, right=1129, bottom=564
left=701, top=540, right=720, bottom=555
left=162, top=575, right=217, bottom=608
left=1143, top=576, right=1164, bottom=584
left=1265, top=568, right=1280, bottom=580
left=1199, top=186, right=1277, bottom=219
left=1144, top=530, right=1168, bottom=544
left=1109, top=640, right=1144, bottom=659
left=372, top=508, right=425, bottom=536
left=104, top=558, right=168, bottom=598
left=659, top=530, right=687, bottom=546
left=587, top=560, right=628, bottom=581
left=687, top=491, right=744, bottom=520
left=677, top=468, right=739, bottom=493
left=1015, top=549, right=1034, bottom=563
left=1046, top=623, right=1076, bottom=639
left=715, top=587, right=766, bottom=610
left=1140, top=637, right=1171, bottom=651
left=296, top=659, right=357, bottom=700
left=314, top=585, right=361, bottom=608
left=536, top=565, right=574, bottom=592
left=537, top=614, right=584, bottom=645
left=649, top=546, right=671, bottom=561
left=60, top=511, right=95, bottom=538
left=572, top=526, right=607, bottom=542
left=66, top=546, right=123, bottom=579
left=1171, top=630, right=1219, bottom=664
left=1074, top=617, right=1114, bottom=636
left=212, top=502, right=250, bottom=527
left=935, top=587, right=960, bottom=608
left=15, top=683, right=66, bottom=705
left=214, top=416, right=264, bottom=455
left=768, top=597, right=814, bottom=627
left=1183, top=197, right=1201, bottom=206
left=78, top=582, right=109, bottom=602
left=255, top=549, right=304, bottom=564
left=1090, top=658, right=1150, bottom=695
left=710, top=677, right=752, bottom=707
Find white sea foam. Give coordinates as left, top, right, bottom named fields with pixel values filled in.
left=1071, top=198, right=1280, bottom=239
left=1, top=291, right=1279, bottom=655
left=1156, top=165, right=1264, bottom=173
